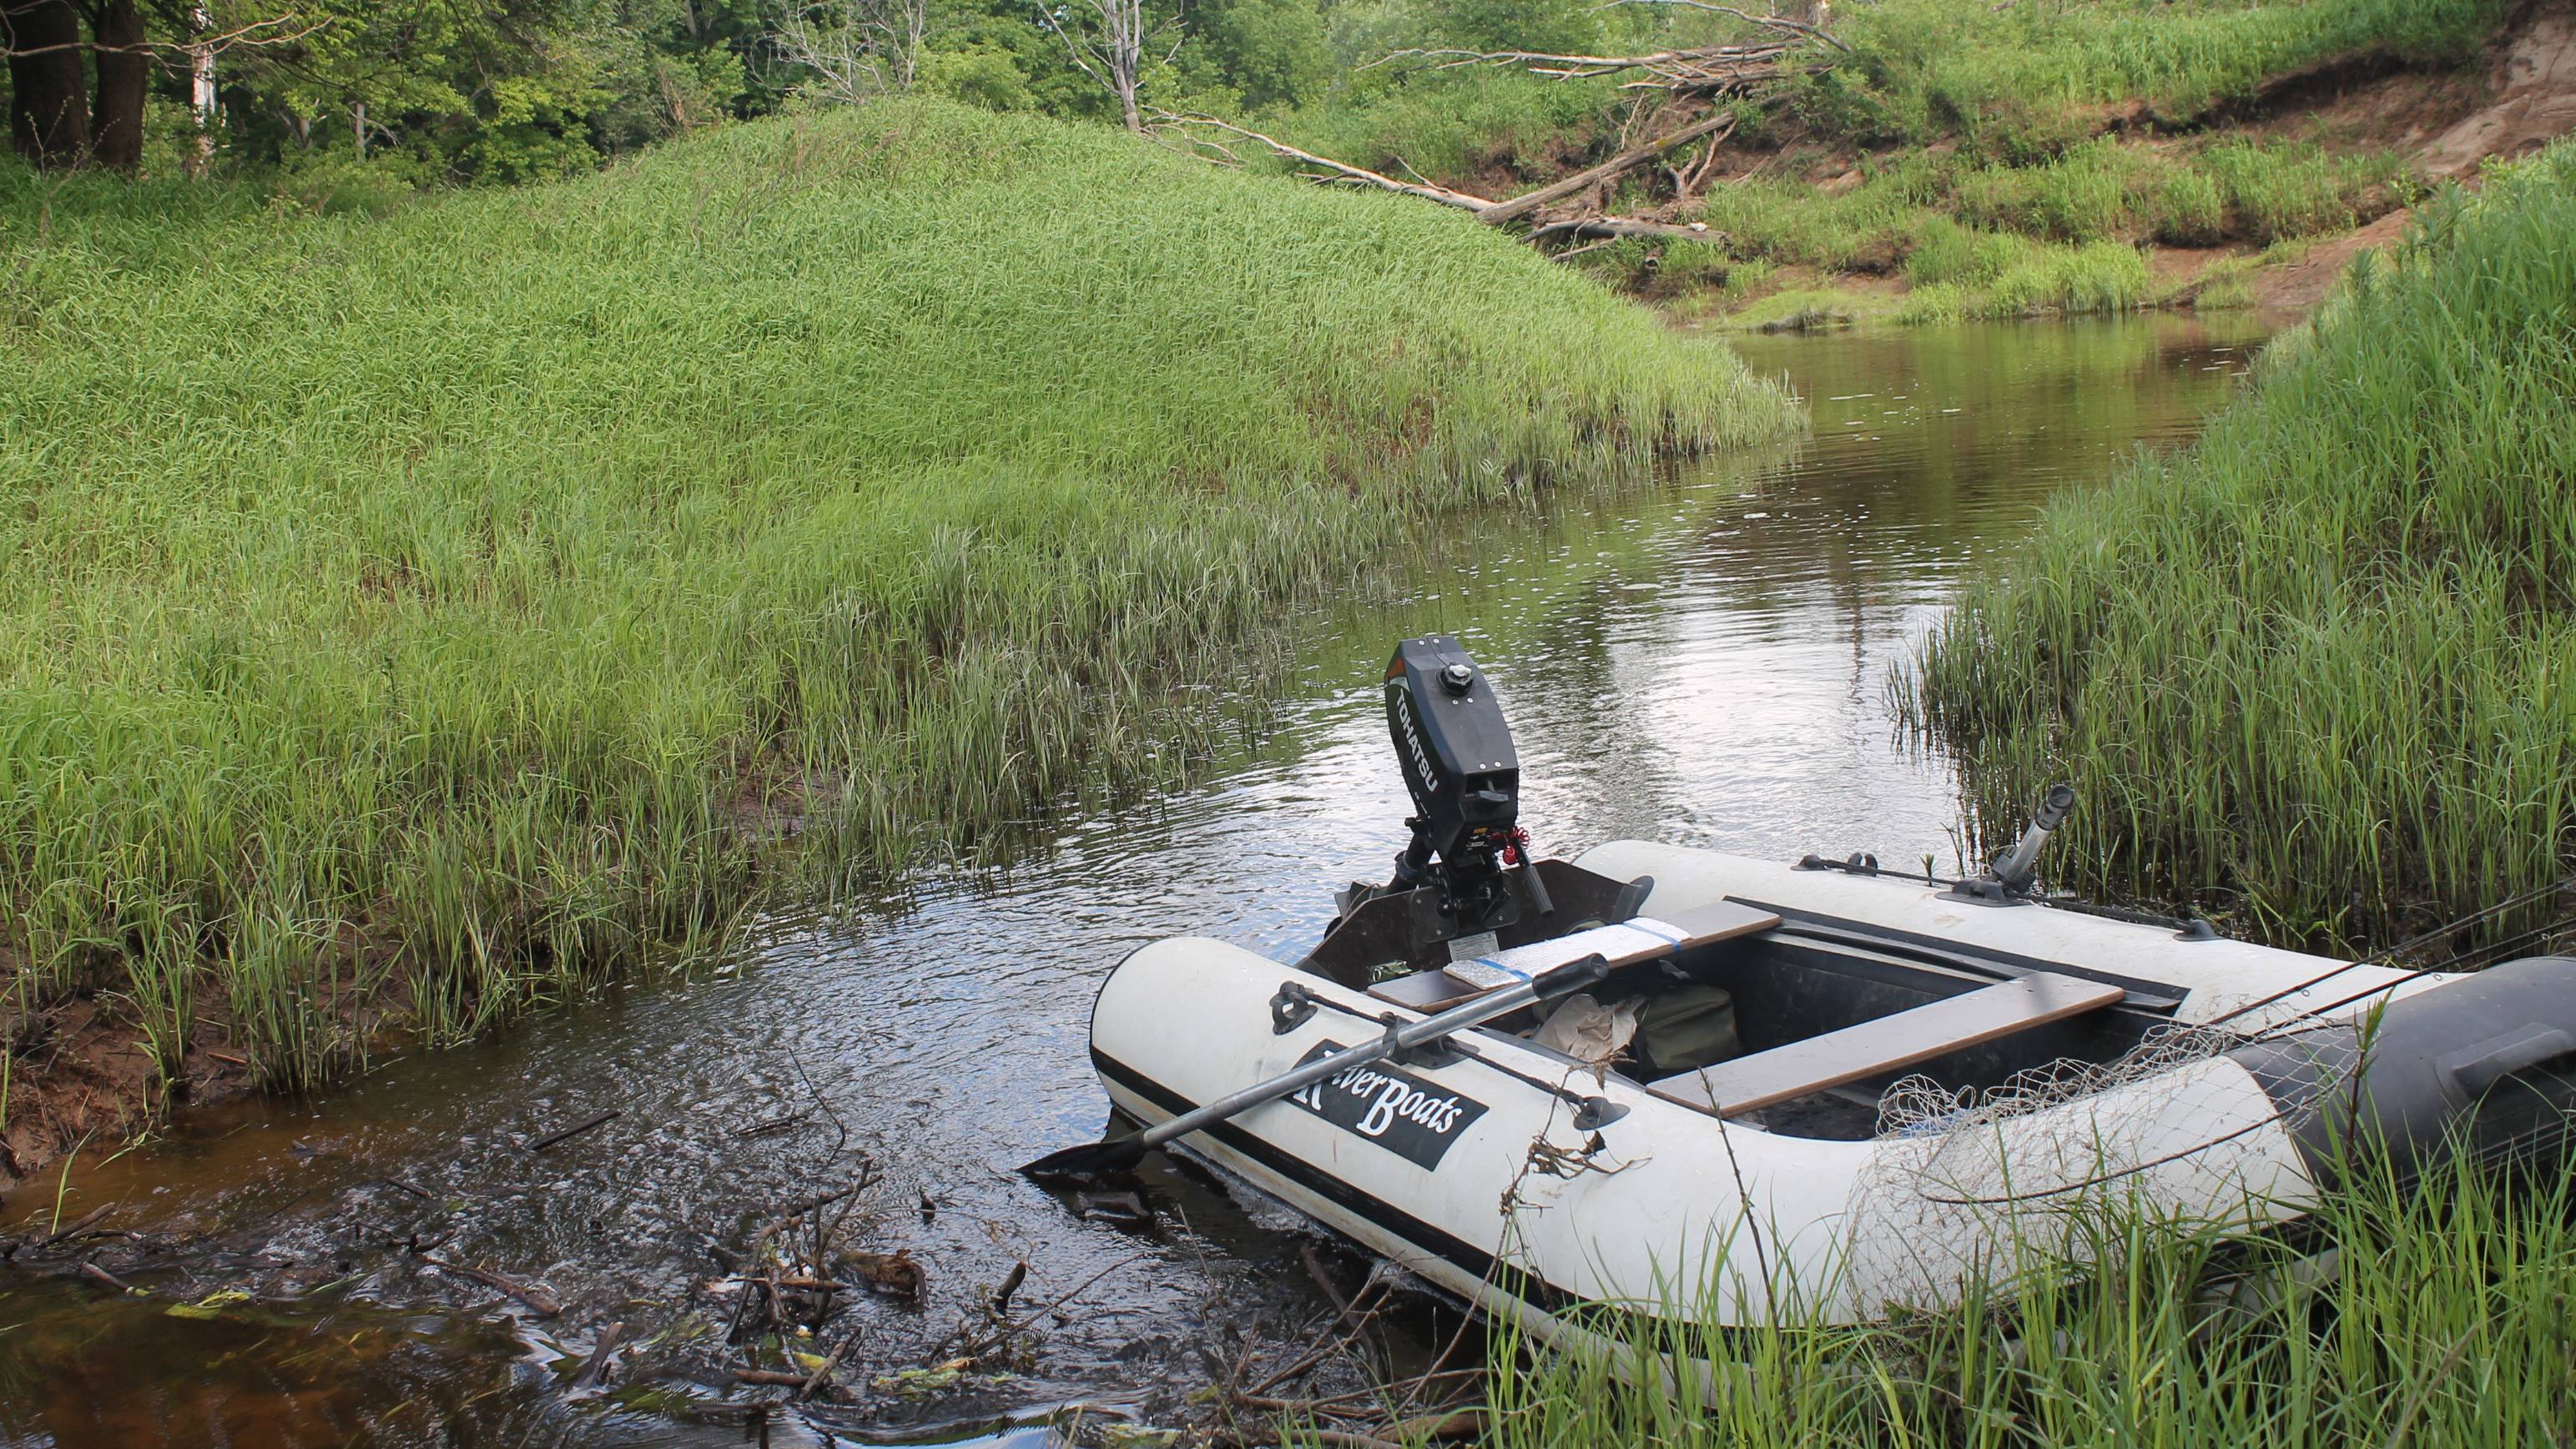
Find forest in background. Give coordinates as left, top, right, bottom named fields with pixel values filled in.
left=12, top=0, right=2542, bottom=332
left=1, top=0, right=1691, bottom=187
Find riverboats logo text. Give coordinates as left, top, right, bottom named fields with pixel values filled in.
left=1287, top=1041, right=1489, bottom=1170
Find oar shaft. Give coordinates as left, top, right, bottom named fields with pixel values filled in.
left=1137, top=965, right=1570, bottom=1151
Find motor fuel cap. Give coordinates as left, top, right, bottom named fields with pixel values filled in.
left=1439, top=662, right=1476, bottom=695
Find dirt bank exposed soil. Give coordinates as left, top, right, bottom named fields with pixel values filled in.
left=1670, top=2, right=2576, bottom=325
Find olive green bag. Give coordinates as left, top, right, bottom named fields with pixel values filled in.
left=1628, top=984, right=1741, bottom=1078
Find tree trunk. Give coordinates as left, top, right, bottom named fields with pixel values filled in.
left=87, top=0, right=145, bottom=172
left=186, top=4, right=214, bottom=172
left=3, top=0, right=93, bottom=167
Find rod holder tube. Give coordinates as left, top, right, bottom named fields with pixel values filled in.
left=1992, top=784, right=2077, bottom=889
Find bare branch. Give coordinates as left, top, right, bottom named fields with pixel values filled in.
left=1476, top=108, right=1734, bottom=226
left=0, top=9, right=325, bottom=60
left=1147, top=110, right=1497, bottom=214
left=1526, top=216, right=1722, bottom=244
left=1034, top=0, right=1179, bottom=132
left=1363, top=41, right=1799, bottom=93
left=1590, top=0, right=1853, bottom=53
left=770, top=0, right=928, bottom=105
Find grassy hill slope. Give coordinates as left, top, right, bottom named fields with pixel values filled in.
left=0, top=99, right=1794, bottom=1162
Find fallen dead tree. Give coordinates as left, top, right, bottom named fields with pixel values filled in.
left=1366, top=40, right=1804, bottom=94
left=1364, top=2, right=1843, bottom=94
left=1156, top=12, right=1834, bottom=257
left=1153, top=108, right=1738, bottom=257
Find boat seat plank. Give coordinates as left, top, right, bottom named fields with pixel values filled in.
left=1646, top=972, right=2127, bottom=1119
left=1367, top=900, right=1780, bottom=1012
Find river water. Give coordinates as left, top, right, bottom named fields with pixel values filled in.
left=0, top=314, right=2266, bottom=1446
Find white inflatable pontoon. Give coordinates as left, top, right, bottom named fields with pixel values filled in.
left=1064, top=638, right=2576, bottom=1342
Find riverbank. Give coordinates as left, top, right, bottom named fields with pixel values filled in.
left=1478, top=140, right=2576, bottom=1449
left=1908, top=138, right=2575, bottom=952
left=1253, top=0, right=2575, bottom=329
left=0, top=98, right=1797, bottom=1185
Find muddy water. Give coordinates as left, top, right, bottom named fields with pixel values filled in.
left=0, top=314, right=2265, bottom=1446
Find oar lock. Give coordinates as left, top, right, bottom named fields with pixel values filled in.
left=1269, top=981, right=1319, bottom=1034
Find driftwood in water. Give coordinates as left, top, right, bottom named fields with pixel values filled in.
left=524, top=1108, right=620, bottom=1153
left=423, top=1255, right=562, bottom=1317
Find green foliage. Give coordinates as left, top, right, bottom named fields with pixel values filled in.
left=1987, top=237, right=2150, bottom=317
left=1948, top=138, right=2397, bottom=249
left=0, top=101, right=1793, bottom=1085
left=1903, top=216, right=2023, bottom=289
left=2200, top=138, right=2397, bottom=244
left=1907, top=144, right=2576, bottom=950
left=918, top=40, right=1037, bottom=112
left=2152, top=166, right=2229, bottom=246
left=1266, top=69, right=1623, bottom=189
left=1182, top=0, right=1333, bottom=110
left=1953, top=139, right=2150, bottom=244
left=1421, top=0, right=1601, bottom=54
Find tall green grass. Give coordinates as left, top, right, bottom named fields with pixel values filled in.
left=1484, top=1144, right=2576, bottom=1446
left=0, top=99, right=1794, bottom=1093
left=1904, top=143, right=2576, bottom=953
left=1827, top=0, right=2504, bottom=158
left=1949, top=138, right=2401, bottom=248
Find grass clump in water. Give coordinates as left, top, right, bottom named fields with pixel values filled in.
left=0, top=99, right=1794, bottom=1100
left=1903, top=141, right=2576, bottom=953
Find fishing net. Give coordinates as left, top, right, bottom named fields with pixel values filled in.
left=1829, top=1020, right=2341, bottom=1320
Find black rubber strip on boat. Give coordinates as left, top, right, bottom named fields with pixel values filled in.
left=1727, top=898, right=2183, bottom=1005
left=1092, top=1046, right=1663, bottom=1331
left=1090, top=1046, right=2329, bottom=1345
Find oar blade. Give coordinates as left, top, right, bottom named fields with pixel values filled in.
left=1018, top=1134, right=1149, bottom=1184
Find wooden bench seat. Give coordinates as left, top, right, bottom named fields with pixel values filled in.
left=1367, top=900, right=1781, bottom=1013
left=1646, top=971, right=2126, bottom=1119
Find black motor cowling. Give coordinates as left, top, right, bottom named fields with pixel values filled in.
left=1384, top=636, right=1537, bottom=932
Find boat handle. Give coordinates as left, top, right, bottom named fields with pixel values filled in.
left=2437, top=1024, right=2576, bottom=1100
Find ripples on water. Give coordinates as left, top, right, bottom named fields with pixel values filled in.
left=0, top=315, right=2264, bottom=1447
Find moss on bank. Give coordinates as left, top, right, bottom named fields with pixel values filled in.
left=1904, top=141, right=2576, bottom=953
left=0, top=99, right=1795, bottom=1138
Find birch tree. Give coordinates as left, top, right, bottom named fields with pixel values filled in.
left=1033, top=0, right=1178, bottom=133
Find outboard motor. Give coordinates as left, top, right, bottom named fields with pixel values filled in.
left=1380, top=636, right=1552, bottom=936
left=1296, top=638, right=1650, bottom=986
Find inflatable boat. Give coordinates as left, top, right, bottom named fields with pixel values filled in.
left=1047, top=637, right=2576, bottom=1341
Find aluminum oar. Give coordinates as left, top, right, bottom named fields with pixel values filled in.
left=1021, top=952, right=1611, bottom=1182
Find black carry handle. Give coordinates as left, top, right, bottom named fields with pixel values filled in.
left=1530, top=951, right=1609, bottom=1001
